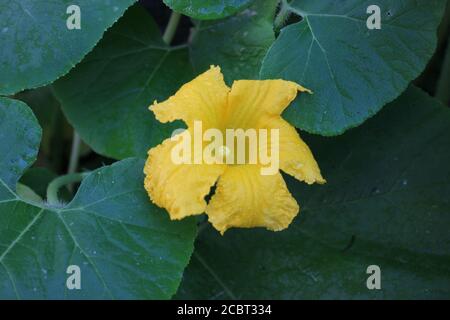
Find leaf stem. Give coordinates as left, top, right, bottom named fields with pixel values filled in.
left=46, top=172, right=88, bottom=205
left=162, top=11, right=181, bottom=45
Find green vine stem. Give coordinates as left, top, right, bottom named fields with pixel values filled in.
left=67, top=131, right=81, bottom=192
left=46, top=172, right=88, bottom=205
left=162, top=11, right=181, bottom=45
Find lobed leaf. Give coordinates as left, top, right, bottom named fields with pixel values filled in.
left=0, top=98, right=197, bottom=299
left=0, top=0, right=136, bottom=95
left=260, top=0, right=446, bottom=135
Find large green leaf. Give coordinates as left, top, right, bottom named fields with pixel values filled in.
left=260, top=0, right=446, bottom=135
left=163, top=0, right=254, bottom=20
left=53, top=5, right=194, bottom=159
left=190, top=0, right=277, bottom=83
left=176, top=87, right=450, bottom=299
left=0, top=0, right=136, bottom=95
left=0, top=98, right=197, bottom=299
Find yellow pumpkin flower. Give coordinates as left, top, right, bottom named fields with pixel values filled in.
left=144, top=66, right=325, bottom=234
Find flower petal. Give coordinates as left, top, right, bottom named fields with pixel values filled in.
left=144, top=134, right=225, bottom=220
left=150, top=66, right=230, bottom=128
left=206, top=165, right=299, bottom=234
left=226, top=79, right=311, bottom=128
left=266, top=117, right=326, bottom=185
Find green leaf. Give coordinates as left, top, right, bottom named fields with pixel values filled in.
left=190, top=0, right=277, bottom=83
left=54, top=5, right=194, bottom=159
left=260, top=0, right=446, bottom=135
left=163, top=0, right=254, bottom=20
left=176, top=87, right=450, bottom=299
left=0, top=98, right=41, bottom=191
left=0, top=0, right=136, bottom=95
left=0, top=99, right=197, bottom=299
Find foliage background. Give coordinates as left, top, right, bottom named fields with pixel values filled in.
left=0, top=0, right=449, bottom=299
